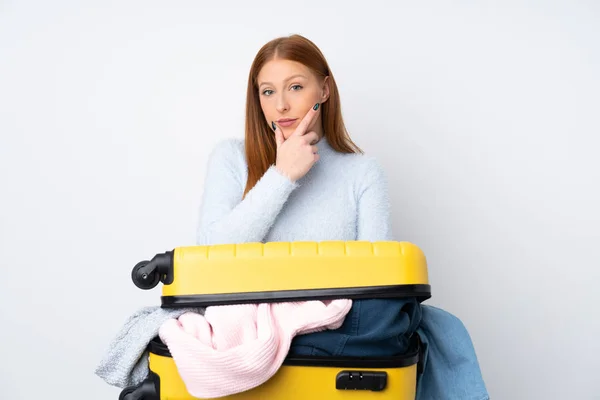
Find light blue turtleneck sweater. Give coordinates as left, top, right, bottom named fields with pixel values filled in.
left=195, top=135, right=393, bottom=245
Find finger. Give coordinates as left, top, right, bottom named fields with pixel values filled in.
left=272, top=121, right=284, bottom=147
left=292, top=102, right=320, bottom=137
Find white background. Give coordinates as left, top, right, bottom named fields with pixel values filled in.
left=1, top=1, right=598, bottom=399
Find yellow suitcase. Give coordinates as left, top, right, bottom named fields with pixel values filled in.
left=120, top=241, right=430, bottom=400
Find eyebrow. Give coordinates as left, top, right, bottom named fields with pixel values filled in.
left=258, top=74, right=308, bottom=88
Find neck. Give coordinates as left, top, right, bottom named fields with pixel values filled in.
left=316, top=134, right=334, bottom=156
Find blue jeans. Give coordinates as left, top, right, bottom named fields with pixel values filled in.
left=289, top=299, right=489, bottom=400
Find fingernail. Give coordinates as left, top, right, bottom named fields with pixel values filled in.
left=313, top=103, right=320, bottom=110
left=271, top=121, right=276, bottom=131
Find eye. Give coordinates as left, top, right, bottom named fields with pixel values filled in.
left=290, top=84, right=303, bottom=91
left=262, top=89, right=274, bottom=96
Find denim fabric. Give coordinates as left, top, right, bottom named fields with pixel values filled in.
left=291, top=298, right=422, bottom=357
left=289, top=300, right=489, bottom=400
left=415, top=305, right=489, bottom=400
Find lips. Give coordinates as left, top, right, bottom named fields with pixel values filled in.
left=277, top=118, right=298, bottom=127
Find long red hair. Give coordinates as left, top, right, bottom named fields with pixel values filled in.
left=243, top=34, right=363, bottom=198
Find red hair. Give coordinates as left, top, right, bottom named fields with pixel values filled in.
left=243, top=34, right=362, bottom=198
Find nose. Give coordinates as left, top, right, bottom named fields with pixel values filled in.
left=275, top=93, right=289, bottom=113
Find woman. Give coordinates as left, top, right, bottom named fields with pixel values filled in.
left=196, top=34, right=488, bottom=400
left=196, top=34, right=391, bottom=246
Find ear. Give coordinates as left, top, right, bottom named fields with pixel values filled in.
left=320, top=76, right=331, bottom=103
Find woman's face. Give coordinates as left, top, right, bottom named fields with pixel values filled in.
left=257, top=58, right=329, bottom=140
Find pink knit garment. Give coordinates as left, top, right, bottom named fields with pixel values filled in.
left=157, top=299, right=352, bottom=398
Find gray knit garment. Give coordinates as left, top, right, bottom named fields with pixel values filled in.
left=95, top=306, right=204, bottom=388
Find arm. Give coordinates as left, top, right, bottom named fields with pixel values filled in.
left=355, top=157, right=394, bottom=241
left=196, top=139, right=298, bottom=245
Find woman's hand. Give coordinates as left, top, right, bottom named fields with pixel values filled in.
left=272, top=104, right=321, bottom=182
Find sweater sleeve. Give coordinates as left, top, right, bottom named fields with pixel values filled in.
left=355, top=157, right=394, bottom=241
left=196, top=139, right=299, bottom=245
